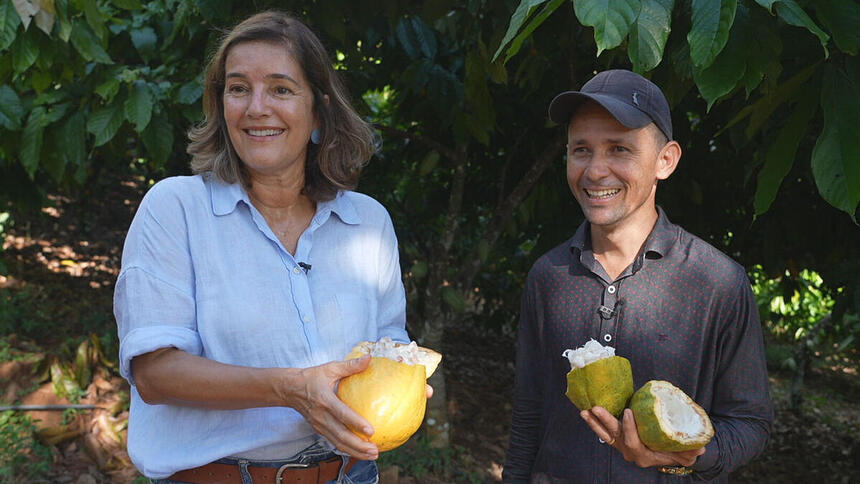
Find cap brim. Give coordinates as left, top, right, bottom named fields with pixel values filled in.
left=548, top=91, right=653, bottom=130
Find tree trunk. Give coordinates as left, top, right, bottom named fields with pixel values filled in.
left=790, top=313, right=833, bottom=412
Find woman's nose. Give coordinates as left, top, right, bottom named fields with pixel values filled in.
left=245, top=89, right=269, bottom=117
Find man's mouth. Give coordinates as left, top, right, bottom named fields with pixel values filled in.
left=584, top=188, right=620, bottom=199
left=245, top=128, right=284, bottom=137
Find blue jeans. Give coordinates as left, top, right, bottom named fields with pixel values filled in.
left=151, top=443, right=378, bottom=484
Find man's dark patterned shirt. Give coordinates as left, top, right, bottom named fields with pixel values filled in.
left=503, top=208, right=773, bottom=483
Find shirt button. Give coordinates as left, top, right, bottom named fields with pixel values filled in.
left=603, top=334, right=612, bottom=343
left=293, top=266, right=302, bottom=274
left=302, top=315, right=311, bottom=323
left=607, top=285, right=616, bottom=294
left=598, top=437, right=606, bottom=444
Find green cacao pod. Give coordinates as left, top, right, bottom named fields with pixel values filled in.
left=564, top=355, right=634, bottom=418
left=630, top=380, right=714, bottom=452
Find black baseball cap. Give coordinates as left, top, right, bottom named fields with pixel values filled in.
left=548, top=69, right=673, bottom=140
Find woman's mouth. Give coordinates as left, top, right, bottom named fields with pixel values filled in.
left=245, top=128, right=284, bottom=137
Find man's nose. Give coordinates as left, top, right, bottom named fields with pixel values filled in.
left=583, top=154, right=611, bottom=180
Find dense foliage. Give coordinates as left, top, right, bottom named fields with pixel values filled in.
left=1, top=0, right=858, bottom=447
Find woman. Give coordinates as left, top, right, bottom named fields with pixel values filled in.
left=114, top=11, right=416, bottom=483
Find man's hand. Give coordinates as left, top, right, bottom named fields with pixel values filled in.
left=581, top=406, right=705, bottom=468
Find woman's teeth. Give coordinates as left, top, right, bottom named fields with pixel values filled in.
left=246, top=129, right=284, bottom=136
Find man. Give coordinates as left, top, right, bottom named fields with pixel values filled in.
left=503, top=70, right=772, bottom=483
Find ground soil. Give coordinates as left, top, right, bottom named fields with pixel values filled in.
left=1, top=172, right=858, bottom=483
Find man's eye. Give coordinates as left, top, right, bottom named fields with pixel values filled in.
left=613, top=145, right=629, bottom=152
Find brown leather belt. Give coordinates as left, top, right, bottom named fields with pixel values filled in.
left=168, top=455, right=356, bottom=484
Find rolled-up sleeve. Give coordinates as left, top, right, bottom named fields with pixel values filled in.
left=114, top=183, right=202, bottom=385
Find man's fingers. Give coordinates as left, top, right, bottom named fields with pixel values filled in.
left=580, top=409, right=615, bottom=444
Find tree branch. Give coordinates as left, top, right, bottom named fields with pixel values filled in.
left=457, top=132, right=566, bottom=288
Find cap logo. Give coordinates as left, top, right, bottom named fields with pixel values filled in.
left=632, top=92, right=639, bottom=106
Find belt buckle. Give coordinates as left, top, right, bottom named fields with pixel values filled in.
left=275, top=462, right=311, bottom=484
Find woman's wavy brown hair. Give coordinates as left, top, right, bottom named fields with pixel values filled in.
left=187, top=11, right=375, bottom=201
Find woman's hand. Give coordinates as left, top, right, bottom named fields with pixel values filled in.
left=286, top=355, right=380, bottom=460
left=581, top=406, right=705, bottom=468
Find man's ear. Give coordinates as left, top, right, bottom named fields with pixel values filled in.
left=656, top=140, right=681, bottom=180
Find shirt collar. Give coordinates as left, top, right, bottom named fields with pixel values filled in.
left=568, top=205, right=676, bottom=259
left=208, top=174, right=361, bottom=225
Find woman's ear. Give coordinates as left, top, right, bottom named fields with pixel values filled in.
left=656, top=140, right=682, bottom=180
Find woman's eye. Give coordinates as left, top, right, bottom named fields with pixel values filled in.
left=274, top=86, right=292, bottom=95
left=226, top=85, right=247, bottom=94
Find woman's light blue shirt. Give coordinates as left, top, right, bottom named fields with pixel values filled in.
left=113, top=174, right=408, bottom=478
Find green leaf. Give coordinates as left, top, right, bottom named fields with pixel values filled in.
left=574, top=0, right=640, bottom=56
left=754, top=92, right=817, bottom=217
left=44, top=111, right=86, bottom=182
left=95, top=77, right=120, bottom=101
left=628, top=0, right=674, bottom=72
left=70, top=21, right=112, bottom=64
left=165, top=0, right=192, bottom=45
left=141, top=112, right=173, bottom=166
left=740, top=8, right=782, bottom=96
left=87, top=100, right=124, bottom=146
left=0, top=0, right=22, bottom=50
left=772, top=0, right=829, bottom=57
left=0, top=85, right=24, bottom=130
left=692, top=3, right=748, bottom=109
left=177, top=79, right=203, bottom=104
left=410, top=260, right=428, bottom=279
left=493, top=0, right=551, bottom=61
left=501, top=0, right=565, bottom=63
left=124, top=81, right=153, bottom=132
left=812, top=61, right=860, bottom=222
left=815, top=0, right=860, bottom=55
left=687, top=0, right=737, bottom=68
left=12, top=31, right=38, bottom=74
left=419, top=150, right=440, bottom=176
left=441, top=285, right=465, bottom=312
left=477, top=239, right=489, bottom=263
left=130, top=26, right=157, bottom=60
left=79, top=0, right=106, bottom=41
left=112, top=0, right=142, bottom=9
left=396, top=16, right=437, bottom=60
left=20, top=107, right=47, bottom=178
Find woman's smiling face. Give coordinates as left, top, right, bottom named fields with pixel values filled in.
left=222, top=40, right=318, bottom=180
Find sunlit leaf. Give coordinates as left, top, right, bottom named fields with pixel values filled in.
left=493, top=0, right=550, bottom=61
left=574, top=0, right=639, bottom=56
left=502, top=0, right=565, bottom=64
left=0, top=85, right=24, bottom=130
left=753, top=92, right=817, bottom=217
left=628, top=0, right=674, bottom=72
left=687, top=0, right=737, bottom=68
left=812, top=60, right=860, bottom=222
